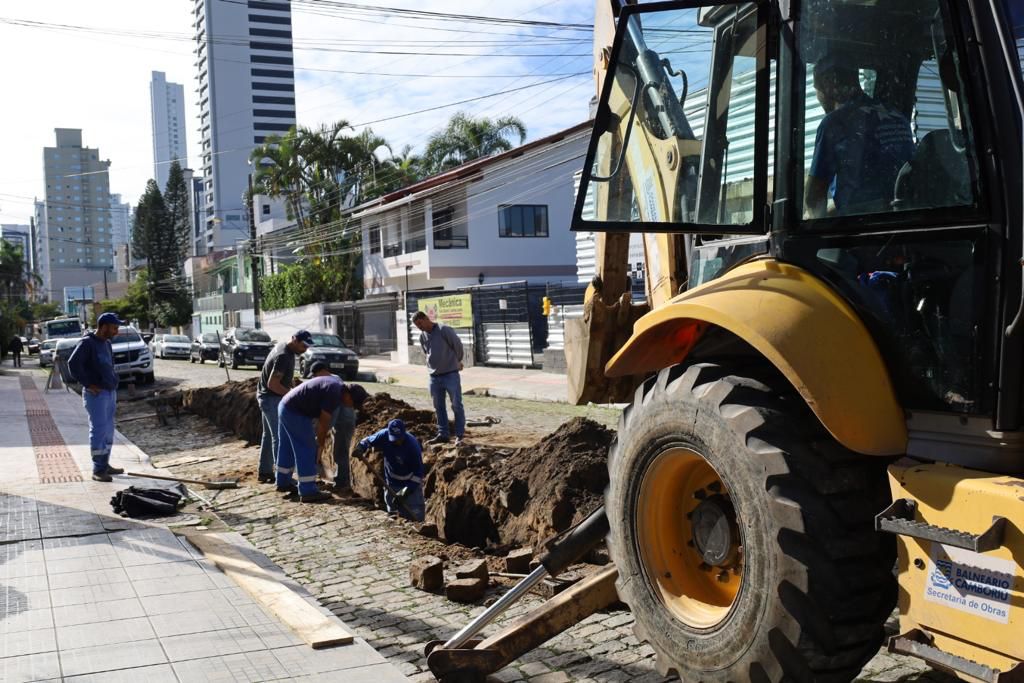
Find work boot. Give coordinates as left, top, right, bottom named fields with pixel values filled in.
left=92, top=472, right=113, bottom=483
left=426, top=434, right=449, bottom=446
left=276, top=484, right=297, bottom=495
left=299, top=491, right=332, bottom=504
left=333, top=484, right=353, bottom=497
left=453, top=437, right=466, bottom=447
left=258, top=474, right=275, bottom=484
left=103, top=465, right=125, bottom=475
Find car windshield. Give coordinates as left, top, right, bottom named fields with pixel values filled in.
left=112, top=330, right=142, bottom=345
left=42, top=340, right=57, bottom=350
left=202, top=333, right=218, bottom=343
left=235, top=329, right=271, bottom=342
left=166, top=335, right=189, bottom=343
left=309, top=333, right=344, bottom=347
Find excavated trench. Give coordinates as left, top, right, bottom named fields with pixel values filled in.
left=182, top=383, right=614, bottom=552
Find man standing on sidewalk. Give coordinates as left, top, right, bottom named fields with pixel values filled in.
left=276, top=361, right=361, bottom=503
left=8, top=335, right=23, bottom=367
left=411, top=311, right=465, bottom=446
left=67, top=312, right=124, bottom=482
left=256, top=330, right=313, bottom=483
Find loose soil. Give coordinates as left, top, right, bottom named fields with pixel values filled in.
left=181, top=377, right=263, bottom=445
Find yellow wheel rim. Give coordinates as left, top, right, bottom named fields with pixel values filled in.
left=637, top=446, right=743, bottom=629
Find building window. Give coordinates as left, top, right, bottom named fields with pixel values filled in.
left=262, top=204, right=271, bottom=216
left=252, top=108, right=296, bottom=118
left=250, top=41, right=293, bottom=52
left=250, top=27, right=291, bottom=38
left=499, top=205, right=549, bottom=237
left=248, top=13, right=291, bottom=25
left=432, top=207, right=467, bottom=249
left=254, top=122, right=293, bottom=131
left=253, top=95, right=295, bottom=105
left=251, top=82, right=294, bottom=93
left=368, top=225, right=381, bottom=254
left=251, top=69, right=293, bottom=80
left=250, top=54, right=293, bottom=66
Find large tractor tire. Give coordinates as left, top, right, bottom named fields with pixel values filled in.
left=606, top=362, right=896, bottom=682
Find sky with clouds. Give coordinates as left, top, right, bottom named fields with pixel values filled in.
left=0, top=0, right=595, bottom=226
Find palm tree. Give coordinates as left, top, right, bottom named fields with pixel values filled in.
left=366, top=145, right=424, bottom=199
left=250, top=127, right=307, bottom=229
left=423, top=112, right=527, bottom=175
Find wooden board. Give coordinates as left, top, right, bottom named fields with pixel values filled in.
left=181, top=532, right=354, bottom=649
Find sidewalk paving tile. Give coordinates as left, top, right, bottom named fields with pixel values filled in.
left=272, top=642, right=390, bottom=673
left=0, top=627, right=56, bottom=658
left=64, top=663, right=179, bottom=683
left=49, top=580, right=137, bottom=607
left=0, top=608, right=54, bottom=633
left=140, top=588, right=235, bottom=616
left=58, top=638, right=167, bottom=677
left=0, top=651, right=62, bottom=683
left=160, top=626, right=266, bottom=662
left=47, top=566, right=131, bottom=590
left=148, top=609, right=250, bottom=638
left=55, top=616, right=156, bottom=650
left=171, top=650, right=292, bottom=682
left=51, top=597, right=146, bottom=627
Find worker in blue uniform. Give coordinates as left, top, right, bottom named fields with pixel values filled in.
left=354, top=418, right=426, bottom=521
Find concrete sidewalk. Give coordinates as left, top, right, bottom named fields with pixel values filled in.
left=0, top=368, right=407, bottom=683
left=359, top=357, right=572, bottom=403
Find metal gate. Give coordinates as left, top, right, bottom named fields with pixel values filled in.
left=327, top=294, right=399, bottom=355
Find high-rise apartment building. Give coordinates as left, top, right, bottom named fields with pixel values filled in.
left=150, top=71, right=188, bottom=191
left=109, top=193, right=132, bottom=250
left=36, top=129, right=113, bottom=306
left=193, top=0, right=295, bottom=256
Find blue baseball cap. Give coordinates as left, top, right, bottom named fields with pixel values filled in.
left=96, top=312, right=125, bottom=327
left=387, top=419, right=406, bottom=441
left=294, top=330, right=315, bottom=345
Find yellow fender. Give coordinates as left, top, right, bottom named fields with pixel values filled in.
left=605, top=258, right=907, bottom=456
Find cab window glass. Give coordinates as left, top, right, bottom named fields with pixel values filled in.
left=799, top=0, right=981, bottom=221
left=579, top=3, right=764, bottom=230
left=1003, top=0, right=1024, bottom=79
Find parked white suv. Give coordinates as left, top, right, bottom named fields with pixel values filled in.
left=112, top=327, right=155, bottom=385
left=151, top=333, right=191, bottom=360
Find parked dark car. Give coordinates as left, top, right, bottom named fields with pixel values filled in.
left=219, top=327, right=274, bottom=369
left=27, top=338, right=40, bottom=355
left=299, top=333, right=359, bottom=380
left=190, top=332, right=220, bottom=364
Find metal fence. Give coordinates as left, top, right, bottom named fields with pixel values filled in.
left=407, top=281, right=548, bottom=368
left=326, top=294, right=400, bottom=356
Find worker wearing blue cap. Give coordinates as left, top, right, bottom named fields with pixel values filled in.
left=353, top=418, right=426, bottom=521
left=68, top=312, right=125, bottom=482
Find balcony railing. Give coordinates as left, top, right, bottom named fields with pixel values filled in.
left=404, top=235, right=426, bottom=253
left=383, top=243, right=402, bottom=258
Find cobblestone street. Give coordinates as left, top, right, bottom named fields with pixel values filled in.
left=118, top=386, right=961, bottom=683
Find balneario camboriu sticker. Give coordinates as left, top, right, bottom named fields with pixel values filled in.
left=925, top=543, right=1015, bottom=623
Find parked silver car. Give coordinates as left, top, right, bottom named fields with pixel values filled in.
left=151, top=334, right=191, bottom=359
left=112, top=327, right=155, bottom=385
left=38, top=339, right=58, bottom=367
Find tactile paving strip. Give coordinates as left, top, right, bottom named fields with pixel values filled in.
left=20, top=377, right=83, bottom=483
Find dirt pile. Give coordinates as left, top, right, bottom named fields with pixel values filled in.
left=350, top=393, right=437, bottom=503
left=424, top=417, right=613, bottom=551
left=181, top=377, right=262, bottom=445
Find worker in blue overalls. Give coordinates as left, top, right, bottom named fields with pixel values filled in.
left=353, top=418, right=425, bottom=521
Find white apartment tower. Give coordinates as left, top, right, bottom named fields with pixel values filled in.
left=149, top=71, right=188, bottom=191
left=193, top=0, right=296, bottom=256
left=36, top=129, right=113, bottom=306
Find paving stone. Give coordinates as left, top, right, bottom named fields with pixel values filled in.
left=521, top=661, right=553, bottom=677
left=446, top=577, right=488, bottom=603
left=0, top=627, right=56, bottom=658
left=160, top=626, right=266, bottom=662
left=505, top=547, right=534, bottom=574
left=455, top=558, right=489, bottom=583
left=410, top=556, right=444, bottom=592
left=171, top=650, right=292, bottom=683
left=51, top=597, right=146, bottom=628
left=531, top=673, right=572, bottom=683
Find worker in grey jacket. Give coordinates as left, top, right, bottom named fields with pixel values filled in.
left=412, top=311, right=465, bottom=446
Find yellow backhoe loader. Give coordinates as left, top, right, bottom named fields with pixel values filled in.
left=428, top=1, right=1024, bottom=680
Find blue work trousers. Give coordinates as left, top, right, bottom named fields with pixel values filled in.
left=384, top=485, right=425, bottom=522
left=83, top=389, right=116, bottom=475
left=429, top=371, right=465, bottom=439
left=258, top=393, right=282, bottom=478
left=332, top=406, right=356, bottom=487
left=275, top=405, right=319, bottom=496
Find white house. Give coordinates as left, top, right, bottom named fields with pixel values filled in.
left=349, top=121, right=592, bottom=297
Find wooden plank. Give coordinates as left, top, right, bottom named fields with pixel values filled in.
left=181, top=532, right=354, bottom=649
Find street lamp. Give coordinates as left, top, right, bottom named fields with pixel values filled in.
left=405, top=264, right=413, bottom=311
left=478, top=272, right=485, bottom=285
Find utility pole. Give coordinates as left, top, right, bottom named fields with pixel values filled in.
left=102, top=269, right=109, bottom=300
left=248, top=173, right=262, bottom=329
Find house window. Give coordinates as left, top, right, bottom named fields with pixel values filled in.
left=432, top=207, right=466, bottom=249
left=368, top=225, right=381, bottom=254
left=499, top=205, right=548, bottom=237
left=262, top=204, right=271, bottom=216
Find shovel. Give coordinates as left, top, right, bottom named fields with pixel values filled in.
left=125, top=471, right=239, bottom=490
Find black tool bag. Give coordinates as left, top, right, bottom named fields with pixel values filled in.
left=110, top=486, right=184, bottom=518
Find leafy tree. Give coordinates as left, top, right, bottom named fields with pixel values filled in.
left=364, top=145, right=424, bottom=200
left=0, top=241, right=31, bottom=302
left=423, top=112, right=527, bottom=174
